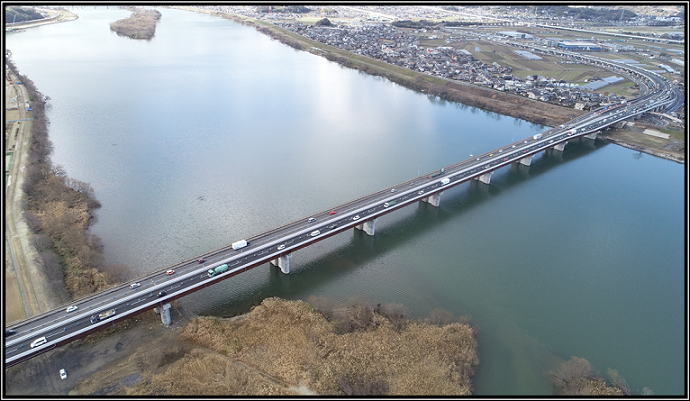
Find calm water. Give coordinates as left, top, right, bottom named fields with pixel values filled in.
left=6, top=7, right=684, bottom=395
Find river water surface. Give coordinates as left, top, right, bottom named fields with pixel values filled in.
left=5, top=7, right=685, bottom=395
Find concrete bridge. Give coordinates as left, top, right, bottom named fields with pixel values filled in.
left=4, top=40, right=681, bottom=368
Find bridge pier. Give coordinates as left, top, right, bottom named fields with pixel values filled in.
left=553, top=141, right=567, bottom=152
left=154, top=303, right=172, bottom=326
left=583, top=131, right=598, bottom=140
left=421, top=191, right=443, bottom=207
left=518, top=154, right=535, bottom=166
left=474, top=171, right=493, bottom=185
left=355, top=218, right=378, bottom=236
left=270, top=253, right=291, bottom=274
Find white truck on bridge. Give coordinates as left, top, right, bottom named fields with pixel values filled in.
left=232, top=239, right=248, bottom=250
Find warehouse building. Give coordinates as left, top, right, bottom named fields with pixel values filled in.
left=558, top=41, right=601, bottom=51
left=499, top=31, right=532, bottom=39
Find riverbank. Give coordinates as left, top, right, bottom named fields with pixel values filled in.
left=4, top=55, right=128, bottom=317
left=4, top=8, right=82, bottom=321
left=598, top=122, right=684, bottom=163
left=4, top=65, right=53, bottom=319
left=6, top=8, right=78, bottom=31
left=173, top=6, right=683, bottom=164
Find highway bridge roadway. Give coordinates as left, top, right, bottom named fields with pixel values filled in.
left=4, top=50, right=681, bottom=368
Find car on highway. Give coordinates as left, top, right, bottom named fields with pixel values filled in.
left=328, top=223, right=338, bottom=229
left=30, top=337, right=47, bottom=348
left=503, top=158, right=508, bottom=161
left=352, top=215, right=360, bottom=221
left=197, top=258, right=206, bottom=264
left=6, top=329, right=16, bottom=337
left=329, top=211, right=336, bottom=215
left=310, top=230, right=320, bottom=237
left=66, top=305, right=78, bottom=313
left=130, top=283, right=141, bottom=289
left=390, top=189, right=396, bottom=192
left=277, top=244, right=285, bottom=250
left=308, top=218, right=316, bottom=223
left=158, top=290, right=167, bottom=298
left=59, top=369, right=67, bottom=380
left=166, top=270, right=175, bottom=275
left=418, top=190, right=424, bottom=194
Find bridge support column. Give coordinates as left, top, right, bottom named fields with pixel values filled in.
left=583, top=131, right=598, bottom=140
left=154, top=303, right=172, bottom=326
left=553, top=141, right=567, bottom=152
left=270, top=253, right=291, bottom=274
left=421, top=191, right=443, bottom=207
left=355, top=218, right=378, bottom=236
left=518, top=154, right=535, bottom=166
left=474, top=171, right=493, bottom=185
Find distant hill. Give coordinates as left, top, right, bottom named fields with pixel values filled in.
left=5, top=6, right=45, bottom=24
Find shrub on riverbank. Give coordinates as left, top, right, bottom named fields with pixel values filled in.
left=6, top=56, right=130, bottom=299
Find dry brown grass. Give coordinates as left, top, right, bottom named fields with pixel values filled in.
left=126, top=298, right=478, bottom=396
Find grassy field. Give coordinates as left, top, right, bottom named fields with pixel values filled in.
left=457, top=39, right=615, bottom=83
left=661, top=125, right=685, bottom=142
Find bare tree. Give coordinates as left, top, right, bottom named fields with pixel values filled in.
left=424, top=308, right=456, bottom=326
left=31, top=233, right=52, bottom=251
left=551, top=356, right=597, bottom=389
left=22, top=210, right=42, bottom=232
left=607, top=368, right=631, bottom=395
left=641, top=387, right=654, bottom=395
left=376, top=302, right=409, bottom=332
left=102, top=264, right=132, bottom=282
left=306, top=295, right=336, bottom=320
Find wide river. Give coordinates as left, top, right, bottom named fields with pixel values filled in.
left=6, top=7, right=684, bottom=395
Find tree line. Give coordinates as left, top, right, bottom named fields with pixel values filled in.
left=6, top=56, right=132, bottom=303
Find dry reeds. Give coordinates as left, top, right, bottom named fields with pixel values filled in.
left=170, top=297, right=479, bottom=395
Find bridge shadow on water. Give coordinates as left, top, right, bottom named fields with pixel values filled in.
left=193, top=139, right=608, bottom=317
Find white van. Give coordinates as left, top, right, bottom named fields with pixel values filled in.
left=31, top=337, right=47, bottom=348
